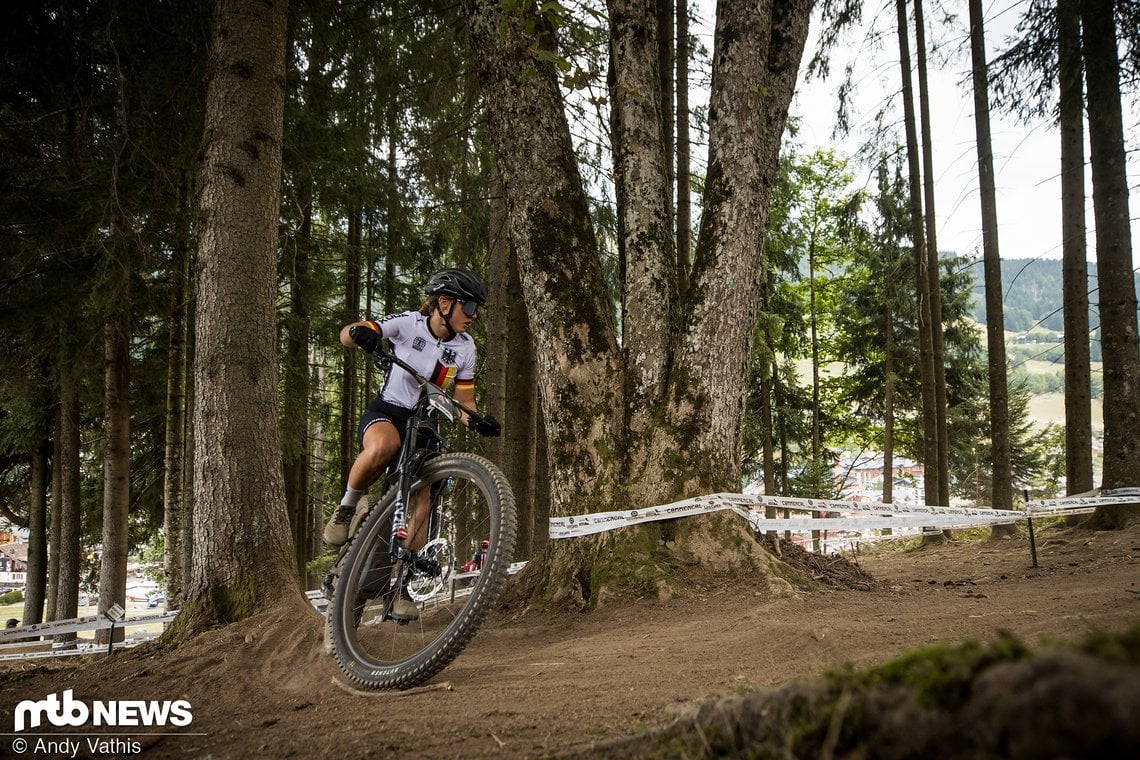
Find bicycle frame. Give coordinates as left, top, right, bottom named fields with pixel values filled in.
left=367, top=347, right=484, bottom=613
left=376, top=349, right=473, bottom=544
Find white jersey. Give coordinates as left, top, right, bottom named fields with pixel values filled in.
left=374, top=311, right=477, bottom=409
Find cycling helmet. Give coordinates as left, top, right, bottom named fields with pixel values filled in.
left=424, top=268, right=487, bottom=305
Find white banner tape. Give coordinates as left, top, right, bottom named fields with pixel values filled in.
left=547, top=489, right=1137, bottom=540
left=548, top=494, right=750, bottom=539
left=1028, top=493, right=1140, bottom=513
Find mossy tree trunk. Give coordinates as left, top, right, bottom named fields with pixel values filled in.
left=464, top=0, right=812, bottom=607
left=170, top=0, right=297, bottom=639
left=485, top=166, right=548, bottom=562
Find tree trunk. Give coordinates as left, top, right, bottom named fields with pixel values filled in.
left=281, top=30, right=321, bottom=579
left=1082, top=0, right=1140, bottom=526
left=809, top=236, right=822, bottom=457
left=657, top=0, right=811, bottom=496
left=657, top=0, right=674, bottom=232
left=465, top=0, right=625, bottom=605
left=913, top=0, right=949, bottom=510
left=23, top=438, right=50, bottom=625
left=282, top=149, right=313, bottom=582
left=883, top=302, right=896, bottom=506
left=485, top=167, right=548, bottom=561
left=895, top=0, right=939, bottom=514
left=759, top=261, right=776, bottom=501
left=169, top=0, right=297, bottom=638
left=610, top=0, right=676, bottom=448
left=46, top=420, right=62, bottom=622
left=97, top=286, right=131, bottom=641
left=1057, top=0, right=1093, bottom=504
left=54, top=364, right=82, bottom=644
left=340, top=206, right=361, bottom=484
left=163, top=175, right=192, bottom=608
left=181, top=290, right=197, bottom=600
left=484, top=164, right=509, bottom=475
left=385, top=94, right=400, bottom=317
left=777, top=369, right=790, bottom=496
left=675, top=0, right=691, bottom=298
left=466, top=0, right=812, bottom=605
left=968, top=0, right=1014, bottom=537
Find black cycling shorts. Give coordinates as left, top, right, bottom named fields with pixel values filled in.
left=358, top=396, right=413, bottom=447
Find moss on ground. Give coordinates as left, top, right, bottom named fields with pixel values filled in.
left=587, top=624, right=1140, bottom=759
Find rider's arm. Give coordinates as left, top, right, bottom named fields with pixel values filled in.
left=340, top=320, right=381, bottom=348
left=453, top=382, right=476, bottom=426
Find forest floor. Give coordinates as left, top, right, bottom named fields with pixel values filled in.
left=1, top=519, right=1138, bottom=759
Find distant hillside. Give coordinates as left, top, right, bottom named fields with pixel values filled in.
left=966, top=258, right=1140, bottom=360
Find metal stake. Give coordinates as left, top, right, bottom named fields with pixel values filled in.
left=1024, top=489, right=1038, bottom=568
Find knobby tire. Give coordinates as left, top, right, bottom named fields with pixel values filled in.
left=326, top=453, right=516, bottom=690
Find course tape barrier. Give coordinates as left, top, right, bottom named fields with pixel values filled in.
left=548, top=488, right=1139, bottom=540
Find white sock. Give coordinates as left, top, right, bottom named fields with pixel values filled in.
left=340, top=486, right=364, bottom=510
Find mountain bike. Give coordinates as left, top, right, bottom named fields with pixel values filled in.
left=323, top=346, right=517, bottom=690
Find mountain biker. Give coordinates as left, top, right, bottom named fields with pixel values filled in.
left=323, top=268, right=501, bottom=620
left=473, top=539, right=489, bottom=570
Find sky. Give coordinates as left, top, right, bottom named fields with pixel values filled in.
left=692, top=0, right=1140, bottom=263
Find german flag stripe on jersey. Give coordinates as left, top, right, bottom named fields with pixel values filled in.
left=430, top=361, right=457, bottom=388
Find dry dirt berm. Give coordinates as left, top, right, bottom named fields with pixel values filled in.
left=1, top=519, right=1137, bottom=758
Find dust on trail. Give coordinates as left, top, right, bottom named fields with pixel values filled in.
left=1, top=521, right=1137, bottom=758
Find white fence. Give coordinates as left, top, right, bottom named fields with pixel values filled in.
left=548, top=487, right=1140, bottom=564
left=0, top=610, right=177, bottom=662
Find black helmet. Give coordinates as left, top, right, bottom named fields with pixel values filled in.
left=424, top=268, right=487, bottom=305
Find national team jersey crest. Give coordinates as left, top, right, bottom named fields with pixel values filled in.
left=373, top=311, right=477, bottom=409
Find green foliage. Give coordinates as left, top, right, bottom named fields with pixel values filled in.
left=749, top=142, right=1067, bottom=504
left=0, top=590, right=24, bottom=605
left=137, top=533, right=166, bottom=589
left=951, top=377, right=1052, bottom=503
left=787, top=456, right=840, bottom=499
left=306, top=551, right=337, bottom=578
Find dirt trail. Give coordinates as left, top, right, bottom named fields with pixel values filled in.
left=1, top=521, right=1137, bottom=758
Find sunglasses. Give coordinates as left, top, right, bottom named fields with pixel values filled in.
left=455, top=299, right=479, bottom=317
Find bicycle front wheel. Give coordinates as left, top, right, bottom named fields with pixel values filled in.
left=327, top=453, right=516, bottom=690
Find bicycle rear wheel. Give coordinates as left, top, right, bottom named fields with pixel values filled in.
left=327, top=452, right=516, bottom=689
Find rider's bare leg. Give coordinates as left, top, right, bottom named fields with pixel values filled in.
left=402, top=488, right=432, bottom=552
left=349, top=420, right=401, bottom=491
left=323, top=421, right=401, bottom=546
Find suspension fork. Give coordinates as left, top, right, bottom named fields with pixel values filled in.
left=391, top=414, right=447, bottom=549
left=389, top=415, right=420, bottom=545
